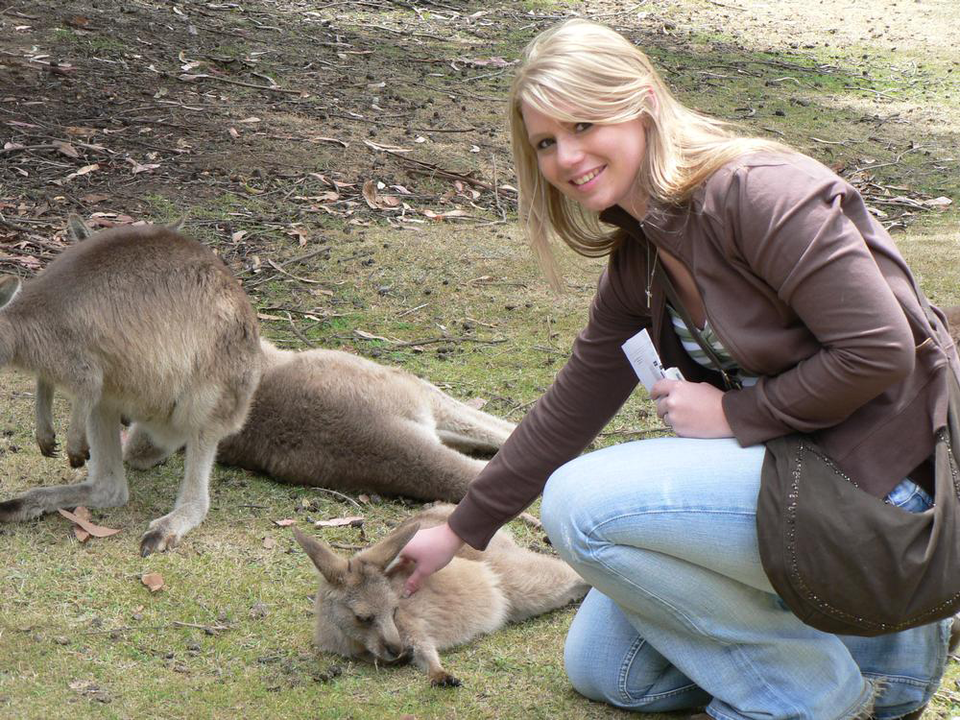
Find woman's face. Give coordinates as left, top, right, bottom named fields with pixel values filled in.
left=521, top=102, right=648, bottom=216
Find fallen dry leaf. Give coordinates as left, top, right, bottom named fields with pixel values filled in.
left=314, top=516, right=364, bottom=528
left=465, top=397, right=488, bottom=410
left=53, top=141, right=79, bottom=158
left=422, top=208, right=470, bottom=221
left=262, top=536, right=276, bottom=550
left=362, top=179, right=400, bottom=210
left=274, top=518, right=297, bottom=527
left=63, top=163, right=99, bottom=182
left=57, top=507, right=121, bottom=541
left=141, top=573, right=164, bottom=593
left=127, top=158, right=161, bottom=174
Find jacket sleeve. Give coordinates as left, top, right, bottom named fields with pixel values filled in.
left=447, top=249, right=646, bottom=549
left=718, top=161, right=915, bottom=446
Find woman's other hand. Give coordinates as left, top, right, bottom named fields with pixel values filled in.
left=398, top=522, right=465, bottom=597
left=651, top=379, right=733, bottom=438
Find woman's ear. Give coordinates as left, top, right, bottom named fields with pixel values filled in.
left=645, top=87, right=659, bottom=117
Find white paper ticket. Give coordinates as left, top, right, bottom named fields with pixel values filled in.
left=621, top=329, right=684, bottom=393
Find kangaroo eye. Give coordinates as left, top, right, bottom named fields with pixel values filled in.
left=355, top=614, right=374, bottom=625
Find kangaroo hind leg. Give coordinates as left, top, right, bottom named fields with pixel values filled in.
left=427, top=384, right=515, bottom=454
left=139, top=429, right=216, bottom=556
left=353, top=417, right=487, bottom=502
left=0, top=402, right=128, bottom=522
left=488, top=549, right=590, bottom=623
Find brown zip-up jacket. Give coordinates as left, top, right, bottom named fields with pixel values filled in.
left=448, top=151, right=960, bottom=550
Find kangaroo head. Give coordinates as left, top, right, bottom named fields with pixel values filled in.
left=294, top=522, right=420, bottom=664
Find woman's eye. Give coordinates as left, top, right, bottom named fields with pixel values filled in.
left=535, top=138, right=555, bottom=151
left=574, top=122, right=593, bottom=132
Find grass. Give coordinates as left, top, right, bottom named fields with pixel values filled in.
left=2, top=0, right=960, bottom=717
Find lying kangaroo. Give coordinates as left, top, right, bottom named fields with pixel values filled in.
left=293, top=503, right=589, bottom=686
left=210, top=340, right=515, bottom=501
left=0, top=220, right=261, bottom=555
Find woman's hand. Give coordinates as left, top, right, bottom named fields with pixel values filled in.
left=398, top=522, right=465, bottom=597
left=650, top=379, right=734, bottom=438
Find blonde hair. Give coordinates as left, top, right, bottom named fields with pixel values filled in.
left=510, top=19, right=787, bottom=288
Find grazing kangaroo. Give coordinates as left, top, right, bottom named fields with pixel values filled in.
left=0, top=220, right=261, bottom=555
left=293, top=503, right=589, bottom=686
left=208, top=340, right=515, bottom=502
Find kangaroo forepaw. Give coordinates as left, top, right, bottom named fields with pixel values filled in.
left=430, top=672, right=462, bottom=688
left=36, top=433, right=58, bottom=458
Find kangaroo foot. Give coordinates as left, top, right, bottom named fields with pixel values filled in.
left=140, top=526, right=179, bottom=556
left=140, top=507, right=202, bottom=556
left=0, top=480, right=128, bottom=523
left=0, top=495, right=44, bottom=522
left=429, top=671, right=462, bottom=688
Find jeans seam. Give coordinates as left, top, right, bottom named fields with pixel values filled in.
left=860, top=672, right=928, bottom=688
left=618, top=637, right=701, bottom=704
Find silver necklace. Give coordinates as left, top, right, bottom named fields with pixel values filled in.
left=645, top=228, right=658, bottom=309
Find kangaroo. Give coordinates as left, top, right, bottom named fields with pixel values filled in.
left=207, top=341, right=515, bottom=501
left=37, top=333, right=514, bottom=503
left=293, top=503, right=589, bottom=687
left=0, top=220, right=261, bottom=555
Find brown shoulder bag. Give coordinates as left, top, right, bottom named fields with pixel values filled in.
left=658, top=259, right=960, bottom=636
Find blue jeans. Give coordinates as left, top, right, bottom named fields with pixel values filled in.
left=541, top=438, right=952, bottom=720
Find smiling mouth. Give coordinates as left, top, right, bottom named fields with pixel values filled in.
left=571, top=166, right=605, bottom=186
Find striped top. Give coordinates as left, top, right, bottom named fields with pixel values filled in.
left=666, top=303, right=759, bottom=387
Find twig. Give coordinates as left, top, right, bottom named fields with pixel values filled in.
left=285, top=311, right=317, bottom=348
left=396, top=302, right=429, bottom=318
left=267, top=258, right=325, bottom=284
left=810, top=137, right=850, bottom=145
left=311, top=487, right=364, bottom=510
left=174, top=72, right=306, bottom=95
left=330, top=542, right=365, bottom=551
left=83, top=621, right=231, bottom=635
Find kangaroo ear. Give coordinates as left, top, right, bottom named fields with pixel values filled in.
left=293, top=527, right=349, bottom=585
left=66, top=214, right=93, bottom=242
left=359, top=522, right=420, bottom=571
left=0, top=275, right=21, bottom=309
left=166, top=214, right=188, bottom=233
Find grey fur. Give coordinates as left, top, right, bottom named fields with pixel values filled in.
left=1, top=222, right=261, bottom=555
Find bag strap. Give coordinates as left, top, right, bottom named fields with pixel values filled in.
left=654, top=260, right=742, bottom=391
